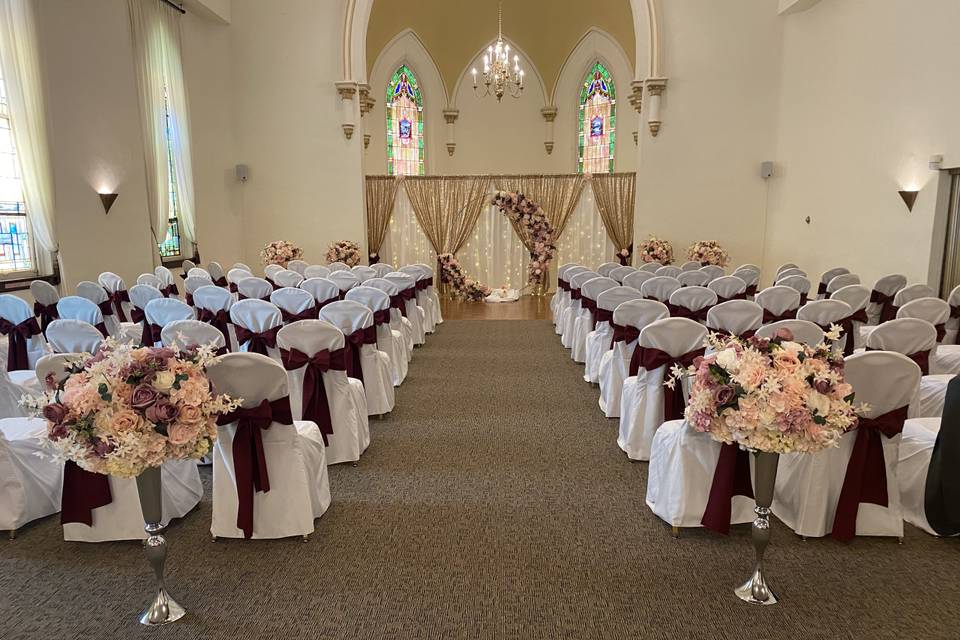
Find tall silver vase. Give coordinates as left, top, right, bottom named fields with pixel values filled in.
left=735, top=451, right=780, bottom=605
left=135, top=466, right=186, bottom=625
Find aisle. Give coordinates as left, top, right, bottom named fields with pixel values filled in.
left=1, top=319, right=958, bottom=639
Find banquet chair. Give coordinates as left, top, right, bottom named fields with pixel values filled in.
left=300, top=277, right=342, bottom=311
left=0, top=362, right=31, bottom=418
left=45, top=320, right=103, bottom=355
left=276, top=321, right=369, bottom=465
left=230, top=299, right=283, bottom=361
left=553, top=264, right=577, bottom=325
left=136, top=273, right=163, bottom=290
left=898, top=377, right=960, bottom=536
left=30, top=279, right=60, bottom=336
left=706, top=300, right=763, bottom=338
left=572, top=276, right=617, bottom=364
left=193, top=285, right=236, bottom=352
left=618, top=317, right=707, bottom=461
left=180, top=259, right=197, bottom=278
left=736, top=263, right=761, bottom=273
left=866, top=319, right=948, bottom=418
left=896, top=298, right=960, bottom=375
left=0, top=295, right=47, bottom=384
left=777, top=267, right=806, bottom=280
left=622, top=271, right=654, bottom=294
left=328, top=261, right=350, bottom=272
left=288, top=259, right=309, bottom=276
left=57, top=296, right=109, bottom=339
left=318, top=300, right=394, bottom=416
left=894, top=284, right=937, bottom=310
left=237, top=277, right=273, bottom=302
left=207, top=352, right=331, bottom=540
left=330, top=269, right=362, bottom=295
left=584, top=286, right=644, bottom=384
left=556, top=266, right=589, bottom=332
left=385, top=272, right=425, bottom=346
left=797, top=299, right=854, bottom=353
left=773, top=351, right=920, bottom=540
left=638, top=262, right=661, bottom=273
left=273, top=269, right=304, bottom=289
left=76, top=281, right=129, bottom=338
left=639, top=276, right=681, bottom=305
left=228, top=268, right=255, bottom=295
left=232, top=262, right=253, bottom=273
left=816, top=267, right=850, bottom=298
left=304, top=265, right=332, bottom=279
left=154, top=265, right=180, bottom=297
left=413, top=263, right=443, bottom=328
left=667, top=286, right=716, bottom=323
left=371, top=263, right=394, bottom=278
left=755, top=286, right=801, bottom=324
left=597, top=262, right=620, bottom=277
left=680, top=261, right=701, bottom=272
left=699, top=265, right=725, bottom=282
left=708, top=275, right=747, bottom=304
left=867, top=274, right=907, bottom=325
left=677, top=270, right=710, bottom=288
left=352, top=265, right=378, bottom=282
left=97, top=272, right=134, bottom=322
left=608, top=266, right=636, bottom=284
left=597, top=300, right=670, bottom=419
left=827, top=273, right=860, bottom=296
left=270, top=287, right=318, bottom=324
left=755, top=319, right=824, bottom=346
left=128, top=284, right=164, bottom=346
left=187, top=266, right=211, bottom=280
left=263, top=264, right=284, bottom=288
left=346, top=285, right=407, bottom=386
left=184, top=274, right=213, bottom=307
left=944, top=284, right=960, bottom=345
left=400, top=265, right=435, bottom=334
left=775, top=275, right=812, bottom=305
left=143, top=299, right=194, bottom=348
left=655, top=266, right=682, bottom=279
left=732, top=268, right=760, bottom=297
left=361, top=277, right=414, bottom=359
left=160, top=319, right=227, bottom=354
left=775, top=262, right=799, bottom=277
left=831, top=284, right=871, bottom=351
left=0, top=407, right=63, bottom=536
left=208, top=261, right=229, bottom=288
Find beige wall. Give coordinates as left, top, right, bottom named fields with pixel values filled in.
left=765, top=0, right=960, bottom=288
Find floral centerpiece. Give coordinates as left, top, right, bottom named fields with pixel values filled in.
left=637, top=236, right=673, bottom=265
left=325, top=240, right=362, bottom=267
left=260, top=240, right=303, bottom=268
left=492, top=191, right=557, bottom=289
left=687, top=240, right=729, bottom=267
left=26, top=342, right=240, bottom=478
left=438, top=253, right=491, bottom=302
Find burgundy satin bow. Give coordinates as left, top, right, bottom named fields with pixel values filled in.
left=0, top=316, right=40, bottom=371
left=234, top=325, right=280, bottom=356
left=840, top=309, right=869, bottom=356
left=280, top=347, right=346, bottom=446
left=372, top=309, right=391, bottom=326
left=761, top=308, right=798, bottom=324
left=558, top=279, right=570, bottom=292
left=161, top=283, right=179, bottom=298
left=343, top=326, right=377, bottom=384
left=611, top=322, right=640, bottom=345
left=817, top=282, right=828, bottom=297
left=33, top=301, right=59, bottom=334
left=97, top=299, right=115, bottom=319
left=701, top=444, right=755, bottom=535
left=716, top=292, right=748, bottom=304
left=744, top=284, right=758, bottom=297
left=669, top=304, right=710, bottom=323
left=184, top=292, right=195, bottom=307
left=197, top=308, right=232, bottom=350
left=580, top=297, right=598, bottom=313
left=213, top=276, right=229, bottom=288
left=265, top=277, right=279, bottom=291
left=416, top=279, right=430, bottom=291
left=280, top=307, right=318, bottom=323
left=229, top=282, right=239, bottom=294
left=831, top=406, right=906, bottom=542
left=570, top=289, right=582, bottom=301
left=238, top=293, right=270, bottom=302
left=129, top=307, right=160, bottom=347
left=629, top=346, right=706, bottom=421
left=60, top=461, right=112, bottom=526
left=799, top=293, right=808, bottom=306
left=106, top=289, right=129, bottom=322
left=870, top=289, right=898, bottom=323
left=934, top=323, right=947, bottom=343
left=595, top=308, right=614, bottom=324
left=216, top=397, right=294, bottom=539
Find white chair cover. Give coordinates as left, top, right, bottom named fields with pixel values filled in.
left=226, top=267, right=252, bottom=286
left=184, top=275, right=213, bottom=303
left=56, top=296, right=106, bottom=337
left=300, top=277, right=341, bottom=307
left=827, top=273, right=860, bottom=294
left=552, top=264, right=576, bottom=324
left=621, top=270, right=653, bottom=294
left=867, top=318, right=951, bottom=418
left=400, top=265, right=435, bottom=334
left=30, top=279, right=59, bottom=333
left=598, top=300, right=669, bottom=418
left=364, top=278, right=414, bottom=359
left=797, top=299, right=853, bottom=352
left=755, top=319, right=824, bottom=346
left=263, top=264, right=283, bottom=282
left=0, top=364, right=29, bottom=418
left=288, top=260, right=309, bottom=276
left=193, top=285, right=236, bottom=352
left=136, top=273, right=163, bottom=289
left=597, top=262, right=620, bottom=277
left=385, top=272, right=425, bottom=346
left=208, top=262, right=227, bottom=284
left=187, top=267, right=210, bottom=280
left=706, top=300, right=763, bottom=337
left=736, top=263, right=761, bottom=273
left=708, top=275, right=747, bottom=302
left=732, top=269, right=760, bottom=296
left=554, top=265, right=588, bottom=330
left=273, top=269, right=304, bottom=288
left=817, top=267, right=850, bottom=298
left=318, top=300, right=395, bottom=416
left=867, top=274, right=907, bottom=325
left=679, top=261, right=701, bottom=272
left=237, top=277, right=273, bottom=302
left=206, top=352, right=331, bottom=539
left=699, top=265, right=725, bottom=282
left=233, top=262, right=253, bottom=272
left=638, top=262, right=661, bottom=273
left=639, top=276, right=681, bottom=303
left=667, top=286, right=716, bottom=323
left=755, top=286, right=801, bottom=323
left=144, top=299, right=194, bottom=347
left=352, top=265, right=378, bottom=282
left=276, top=321, right=369, bottom=464
left=270, top=287, right=317, bottom=323
left=773, top=351, right=920, bottom=539
left=97, top=272, right=133, bottom=321
left=154, top=265, right=178, bottom=295
left=0, top=416, right=63, bottom=531
left=46, top=320, right=103, bottom=354
left=328, top=261, right=350, bottom=272
left=778, top=268, right=806, bottom=280
left=572, top=277, right=617, bottom=364
left=346, top=286, right=407, bottom=386
left=160, top=319, right=227, bottom=352
left=618, top=317, right=707, bottom=461
left=0, top=294, right=47, bottom=374
left=944, top=285, right=960, bottom=344
left=895, top=284, right=937, bottom=309
left=775, top=262, right=799, bottom=276
left=831, top=284, right=871, bottom=351
left=230, top=299, right=283, bottom=361
left=76, top=281, right=126, bottom=338
left=584, top=286, right=644, bottom=384
left=608, top=266, right=636, bottom=284
left=304, top=265, right=332, bottom=279
left=776, top=275, right=812, bottom=303
left=371, top=263, right=394, bottom=278
left=413, top=263, right=443, bottom=327
left=329, top=270, right=361, bottom=295
left=677, top=270, right=710, bottom=288
left=127, top=284, right=164, bottom=344
left=655, top=266, right=682, bottom=279
left=181, top=259, right=197, bottom=275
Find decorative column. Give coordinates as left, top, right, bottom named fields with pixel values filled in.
left=442, top=109, right=459, bottom=156
left=335, top=81, right=358, bottom=140
left=540, top=106, right=558, bottom=155
left=644, top=77, right=667, bottom=137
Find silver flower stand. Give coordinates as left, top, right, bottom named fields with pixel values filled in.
left=735, top=451, right=779, bottom=605
left=135, top=466, right=186, bottom=625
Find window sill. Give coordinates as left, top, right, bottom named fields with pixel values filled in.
left=0, top=269, right=60, bottom=293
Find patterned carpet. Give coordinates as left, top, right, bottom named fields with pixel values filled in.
left=1, top=319, right=958, bottom=639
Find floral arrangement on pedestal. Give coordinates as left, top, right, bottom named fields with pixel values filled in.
left=491, top=191, right=557, bottom=288
left=260, top=240, right=303, bottom=267
left=26, top=342, right=240, bottom=478
left=637, top=236, right=673, bottom=265
left=667, top=326, right=860, bottom=453
left=325, top=240, right=362, bottom=267
left=687, top=240, right=730, bottom=267
left=438, top=253, right=491, bottom=302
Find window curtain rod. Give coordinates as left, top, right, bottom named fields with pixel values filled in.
left=161, top=0, right=186, bottom=14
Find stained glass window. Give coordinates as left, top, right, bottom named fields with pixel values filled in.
left=0, top=74, right=33, bottom=274
left=159, top=91, right=181, bottom=258
left=578, top=62, right=616, bottom=174
left=386, top=65, right=424, bottom=176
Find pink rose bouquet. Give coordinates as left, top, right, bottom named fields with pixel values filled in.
left=438, top=252, right=491, bottom=302
left=687, top=240, right=730, bottom=267
left=260, top=240, right=303, bottom=267
left=637, top=236, right=673, bottom=264
left=25, top=341, right=240, bottom=478
left=492, top=191, right=557, bottom=288
left=325, top=240, right=362, bottom=267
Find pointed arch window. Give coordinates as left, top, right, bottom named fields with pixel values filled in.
left=386, top=65, right=424, bottom=176
left=578, top=62, right=616, bottom=174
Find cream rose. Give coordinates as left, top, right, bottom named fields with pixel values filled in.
left=715, top=348, right=740, bottom=372
left=152, top=370, right=176, bottom=393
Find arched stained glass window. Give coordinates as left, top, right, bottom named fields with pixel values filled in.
left=386, top=65, right=424, bottom=176
left=578, top=62, right=616, bottom=174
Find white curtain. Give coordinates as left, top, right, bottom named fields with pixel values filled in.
left=459, top=199, right=528, bottom=290
left=128, top=0, right=196, bottom=259
left=0, top=0, right=57, bottom=275
left=380, top=185, right=435, bottom=270
left=555, top=182, right=615, bottom=275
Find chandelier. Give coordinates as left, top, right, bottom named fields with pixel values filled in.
left=471, top=2, right=524, bottom=102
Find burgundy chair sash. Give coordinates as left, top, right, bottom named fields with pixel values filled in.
left=129, top=307, right=160, bottom=347
left=670, top=304, right=709, bottom=323
left=234, top=325, right=280, bottom=356
left=106, top=289, right=129, bottom=322
left=389, top=294, right=408, bottom=317
left=97, top=299, right=115, bottom=318
left=831, top=405, right=907, bottom=542
left=184, top=292, right=194, bottom=307
left=33, top=301, right=59, bottom=334
left=160, top=283, right=179, bottom=298
left=213, top=276, right=229, bottom=289
left=715, top=292, right=748, bottom=304
left=629, top=346, right=706, bottom=421
left=558, top=278, right=570, bottom=292
left=343, top=326, right=377, bottom=384
left=197, top=308, right=232, bottom=349
left=611, top=322, right=640, bottom=345
left=744, top=284, right=758, bottom=297
left=840, top=309, right=869, bottom=356
left=865, top=346, right=930, bottom=376
left=280, top=307, right=318, bottom=323
left=817, top=281, right=828, bottom=297
left=60, top=460, right=112, bottom=526
left=280, top=347, right=347, bottom=446
left=95, top=322, right=109, bottom=338
left=316, top=296, right=339, bottom=312
left=701, top=444, right=755, bottom=535
left=237, top=293, right=270, bottom=302
left=372, top=309, right=391, bottom=326
left=216, top=396, right=293, bottom=539
left=416, top=279, right=430, bottom=291
left=580, top=297, right=598, bottom=314
left=870, top=289, right=897, bottom=323
left=229, top=282, right=239, bottom=294
left=570, top=289, right=582, bottom=301
left=951, top=305, right=960, bottom=344
left=934, top=322, right=947, bottom=343
left=595, top=308, right=614, bottom=324
left=265, top=277, right=279, bottom=291
left=761, top=308, right=798, bottom=324
left=399, top=287, right=416, bottom=303
left=799, top=293, right=808, bottom=306
left=0, top=316, right=40, bottom=372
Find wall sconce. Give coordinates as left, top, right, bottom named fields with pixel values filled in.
left=898, top=190, right=919, bottom=212
left=99, top=192, right=118, bottom=215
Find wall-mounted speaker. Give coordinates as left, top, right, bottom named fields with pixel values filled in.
left=760, top=161, right=774, bottom=179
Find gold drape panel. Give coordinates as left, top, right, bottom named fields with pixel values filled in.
left=403, top=175, right=492, bottom=255
left=493, top=174, right=586, bottom=248
left=592, top=172, right=636, bottom=252
left=365, top=176, right=400, bottom=256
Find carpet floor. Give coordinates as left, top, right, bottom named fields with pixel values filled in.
left=1, top=319, right=959, bottom=639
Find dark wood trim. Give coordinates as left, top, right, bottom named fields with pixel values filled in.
left=0, top=267, right=60, bottom=293
left=161, top=249, right=201, bottom=273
